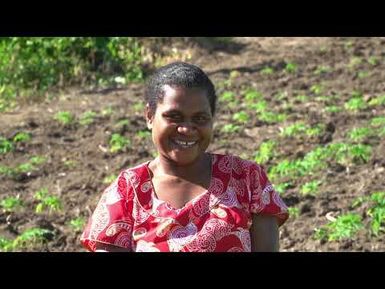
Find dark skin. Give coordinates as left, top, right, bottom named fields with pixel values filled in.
left=95, top=85, right=279, bottom=252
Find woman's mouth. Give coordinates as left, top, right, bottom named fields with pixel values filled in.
left=171, top=139, right=198, bottom=149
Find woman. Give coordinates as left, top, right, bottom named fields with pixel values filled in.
left=81, top=62, right=288, bottom=252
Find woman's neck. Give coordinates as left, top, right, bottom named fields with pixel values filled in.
left=150, top=153, right=211, bottom=180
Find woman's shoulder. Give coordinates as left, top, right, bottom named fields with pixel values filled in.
left=119, top=160, right=150, bottom=185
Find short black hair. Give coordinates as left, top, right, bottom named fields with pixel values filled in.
left=145, top=62, right=217, bottom=116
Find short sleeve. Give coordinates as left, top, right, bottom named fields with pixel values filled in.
left=248, top=163, right=289, bottom=226
left=80, top=171, right=134, bottom=251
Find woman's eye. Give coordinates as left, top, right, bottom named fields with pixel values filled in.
left=194, top=116, right=209, bottom=123
left=166, top=115, right=182, bottom=121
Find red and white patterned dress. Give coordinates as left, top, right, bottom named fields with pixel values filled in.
left=81, top=153, right=288, bottom=252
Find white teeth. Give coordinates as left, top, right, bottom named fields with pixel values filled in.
left=174, top=140, right=197, bottom=147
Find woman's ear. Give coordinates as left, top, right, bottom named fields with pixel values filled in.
left=145, top=104, right=153, bottom=130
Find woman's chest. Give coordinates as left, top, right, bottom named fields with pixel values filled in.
left=151, top=178, right=208, bottom=210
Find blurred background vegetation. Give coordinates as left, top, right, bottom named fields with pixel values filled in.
left=0, top=37, right=201, bottom=112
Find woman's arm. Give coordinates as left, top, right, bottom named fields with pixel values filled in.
left=250, top=214, right=279, bottom=252
left=95, top=242, right=131, bottom=252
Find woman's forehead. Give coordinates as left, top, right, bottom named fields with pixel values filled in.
left=159, top=85, right=211, bottom=110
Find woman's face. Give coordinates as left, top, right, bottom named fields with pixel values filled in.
left=146, top=85, right=214, bottom=166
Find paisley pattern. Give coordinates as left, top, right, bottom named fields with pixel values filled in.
left=81, top=154, right=289, bottom=252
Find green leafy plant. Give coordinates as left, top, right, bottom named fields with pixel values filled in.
left=1, top=195, right=24, bottom=213
left=325, top=105, right=342, bottom=113
left=288, top=207, right=300, bottom=218
left=12, top=228, right=53, bottom=251
left=314, top=213, right=363, bottom=242
left=300, top=180, right=321, bottom=196
left=34, top=188, right=62, bottom=214
left=69, top=217, right=86, bottom=233
left=274, top=182, right=292, bottom=195
left=310, top=84, right=323, bottom=95
left=133, top=102, right=144, bottom=112
left=370, top=117, right=385, bottom=127
left=54, top=111, right=74, bottom=125
left=0, top=237, right=13, bottom=252
left=259, top=111, right=287, bottom=124
left=221, top=124, right=240, bottom=134
left=232, top=111, right=250, bottom=124
left=243, top=89, right=263, bottom=103
left=0, top=137, right=13, bottom=154
left=109, top=133, right=130, bottom=153
left=367, top=192, right=385, bottom=236
left=220, top=91, right=235, bottom=103
left=348, top=127, right=373, bottom=142
left=254, top=140, right=276, bottom=164
left=314, top=65, right=331, bottom=75
left=101, top=106, right=113, bottom=116
left=281, top=122, right=307, bottom=137
left=368, top=56, right=378, bottom=66
left=63, top=159, right=77, bottom=169
left=136, top=130, right=151, bottom=139
left=79, top=111, right=97, bottom=126
left=285, top=62, right=297, bottom=73
left=348, top=57, right=362, bottom=69
left=344, top=96, right=367, bottom=112
left=103, top=174, right=118, bottom=184
left=368, top=95, right=385, bottom=107
left=260, top=66, right=274, bottom=75
left=357, top=71, right=369, bottom=79
left=13, top=132, right=31, bottom=142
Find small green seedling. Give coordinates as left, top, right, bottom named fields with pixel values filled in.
left=109, top=133, right=130, bottom=153
left=103, top=174, right=118, bottom=184
left=254, top=140, right=276, bottom=164
left=34, top=188, right=62, bottom=214
left=232, top=111, right=250, bottom=124
left=1, top=195, right=24, bottom=213
left=314, top=213, right=363, bottom=242
left=69, top=217, right=86, bottom=233
left=300, top=180, right=321, bottom=196
left=13, top=132, right=31, bottom=143
left=54, top=111, right=74, bottom=125
left=79, top=111, right=97, bottom=126
left=0, top=137, right=13, bottom=154
left=221, top=124, right=240, bottom=134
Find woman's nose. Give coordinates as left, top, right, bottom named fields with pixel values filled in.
left=177, top=123, right=197, bottom=134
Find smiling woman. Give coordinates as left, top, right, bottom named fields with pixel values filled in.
left=81, top=62, right=288, bottom=252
